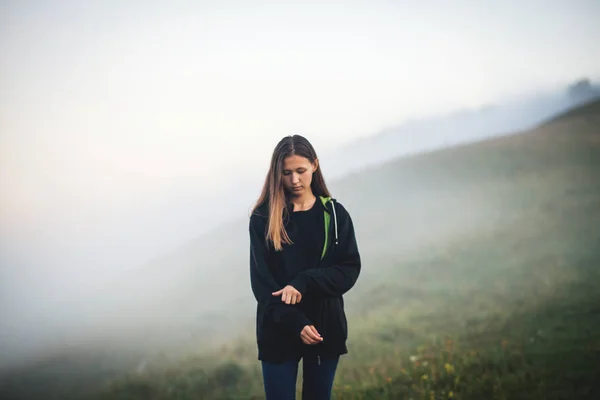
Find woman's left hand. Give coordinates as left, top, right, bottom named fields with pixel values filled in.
left=272, top=285, right=302, bottom=304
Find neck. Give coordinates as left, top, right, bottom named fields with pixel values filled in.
left=290, top=191, right=317, bottom=211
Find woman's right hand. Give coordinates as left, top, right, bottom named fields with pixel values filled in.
left=300, top=325, right=323, bottom=345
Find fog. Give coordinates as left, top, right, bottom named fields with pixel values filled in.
left=1, top=0, right=600, bottom=380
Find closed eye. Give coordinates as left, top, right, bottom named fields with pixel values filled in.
left=282, top=168, right=307, bottom=175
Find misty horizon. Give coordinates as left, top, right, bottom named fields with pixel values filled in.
left=1, top=0, right=600, bottom=375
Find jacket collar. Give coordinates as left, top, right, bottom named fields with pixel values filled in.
left=318, top=195, right=339, bottom=246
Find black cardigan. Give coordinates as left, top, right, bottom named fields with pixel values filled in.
left=249, top=197, right=361, bottom=362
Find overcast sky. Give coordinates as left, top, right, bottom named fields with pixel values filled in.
left=1, top=0, right=599, bottom=312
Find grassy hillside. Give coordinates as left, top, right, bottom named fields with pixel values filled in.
left=64, top=97, right=600, bottom=353
left=2, top=99, right=599, bottom=399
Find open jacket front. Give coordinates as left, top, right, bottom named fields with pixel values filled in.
left=249, top=196, right=362, bottom=363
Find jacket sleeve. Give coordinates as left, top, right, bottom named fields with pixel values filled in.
left=289, top=202, right=361, bottom=297
left=249, top=213, right=312, bottom=336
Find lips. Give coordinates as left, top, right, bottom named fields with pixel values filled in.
left=292, top=186, right=303, bottom=190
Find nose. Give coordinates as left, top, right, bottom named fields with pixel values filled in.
left=292, top=173, right=300, bottom=184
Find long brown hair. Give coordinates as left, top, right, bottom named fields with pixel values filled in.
left=252, top=135, right=331, bottom=251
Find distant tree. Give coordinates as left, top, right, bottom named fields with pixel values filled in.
left=567, top=78, right=600, bottom=102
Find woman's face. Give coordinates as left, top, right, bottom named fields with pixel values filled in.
left=282, top=155, right=317, bottom=197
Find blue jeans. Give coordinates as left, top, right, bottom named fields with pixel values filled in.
left=261, top=354, right=340, bottom=400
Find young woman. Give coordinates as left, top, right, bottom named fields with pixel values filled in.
left=249, top=135, right=361, bottom=399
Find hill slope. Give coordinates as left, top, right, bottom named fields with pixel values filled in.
left=94, top=98, right=600, bottom=399
left=2, top=99, right=599, bottom=400
left=50, top=98, right=599, bottom=352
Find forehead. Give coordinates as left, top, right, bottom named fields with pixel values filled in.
left=282, top=154, right=312, bottom=170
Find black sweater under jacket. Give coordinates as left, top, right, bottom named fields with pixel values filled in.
left=249, top=197, right=361, bottom=363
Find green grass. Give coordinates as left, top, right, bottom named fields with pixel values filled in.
left=83, top=103, right=600, bottom=399
left=85, top=196, right=600, bottom=399
left=3, top=100, right=600, bottom=399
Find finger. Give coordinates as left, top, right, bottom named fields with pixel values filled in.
left=285, top=293, right=291, bottom=304
left=308, top=328, right=322, bottom=342
left=300, top=332, right=308, bottom=344
left=306, top=328, right=322, bottom=342
left=282, top=292, right=288, bottom=303
left=301, top=333, right=318, bottom=345
left=291, top=294, right=297, bottom=305
left=300, top=333, right=309, bottom=344
left=300, top=328, right=316, bottom=344
left=309, top=325, right=322, bottom=338
left=272, top=289, right=283, bottom=296
left=310, top=327, right=322, bottom=343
